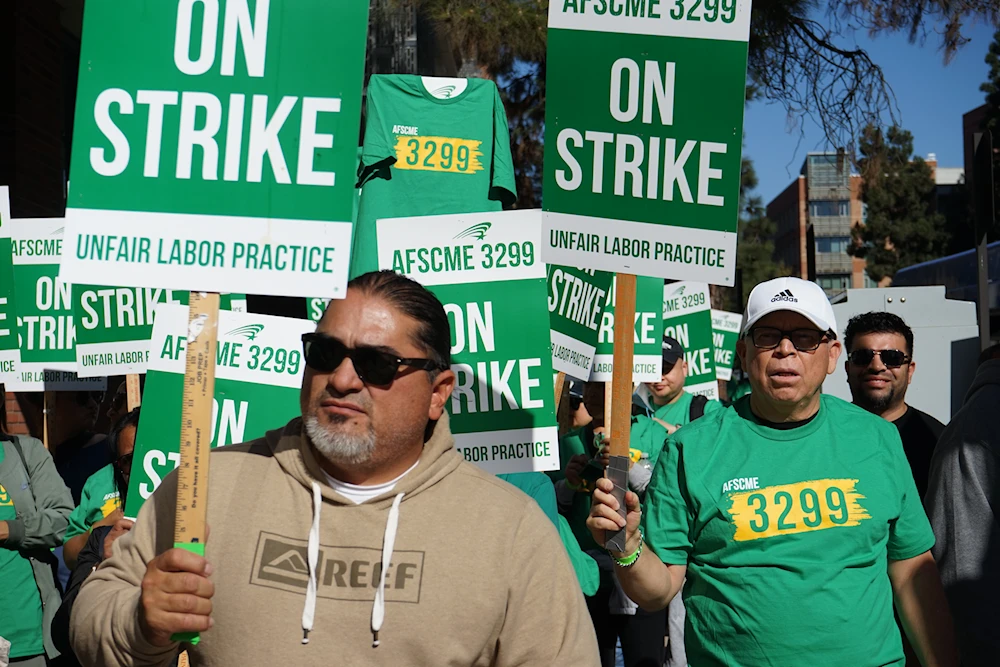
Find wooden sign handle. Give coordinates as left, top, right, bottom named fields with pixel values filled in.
left=171, top=291, right=220, bottom=646
left=605, top=273, right=636, bottom=552
left=126, top=374, right=142, bottom=411
left=553, top=371, right=566, bottom=409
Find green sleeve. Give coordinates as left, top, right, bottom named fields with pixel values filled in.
left=4, top=437, right=74, bottom=549
left=488, top=84, right=517, bottom=207
left=64, top=485, right=96, bottom=542
left=886, top=428, right=936, bottom=560
left=641, top=435, right=694, bottom=566
left=704, top=399, right=725, bottom=414
left=630, top=415, right=668, bottom=467
left=359, top=77, right=394, bottom=177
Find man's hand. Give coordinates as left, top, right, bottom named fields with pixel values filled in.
left=93, top=508, right=125, bottom=530
left=139, top=548, right=215, bottom=646
left=102, top=518, right=134, bottom=561
left=564, top=454, right=590, bottom=488
left=586, top=477, right=642, bottom=558
left=652, top=417, right=679, bottom=435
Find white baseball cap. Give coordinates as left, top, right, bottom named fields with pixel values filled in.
left=741, top=277, right=837, bottom=337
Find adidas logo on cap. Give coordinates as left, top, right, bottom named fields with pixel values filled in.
left=770, top=289, right=798, bottom=303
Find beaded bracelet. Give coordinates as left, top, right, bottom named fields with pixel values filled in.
left=613, top=530, right=644, bottom=568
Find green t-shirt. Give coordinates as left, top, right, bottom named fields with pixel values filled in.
left=350, top=75, right=517, bottom=278
left=0, top=449, right=44, bottom=658
left=64, top=464, right=120, bottom=542
left=637, top=391, right=725, bottom=430
left=643, top=394, right=935, bottom=667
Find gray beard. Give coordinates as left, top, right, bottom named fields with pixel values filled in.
left=304, top=415, right=377, bottom=466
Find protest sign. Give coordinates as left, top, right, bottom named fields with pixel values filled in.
left=548, top=265, right=613, bottom=380
left=73, top=289, right=247, bottom=377
left=662, top=281, right=717, bottom=398
left=126, top=304, right=311, bottom=517
left=307, top=298, right=329, bottom=322
left=589, top=275, right=664, bottom=382
left=377, top=210, right=559, bottom=474
left=542, top=0, right=750, bottom=284
left=61, top=0, right=369, bottom=298
left=711, top=308, right=741, bottom=381
left=7, top=219, right=106, bottom=391
left=0, top=187, right=17, bottom=382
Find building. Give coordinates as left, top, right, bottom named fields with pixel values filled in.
left=767, top=151, right=961, bottom=296
left=766, top=152, right=870, bottom=295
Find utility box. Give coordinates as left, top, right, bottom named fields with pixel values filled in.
left=824, top=286, right=979, bottom=425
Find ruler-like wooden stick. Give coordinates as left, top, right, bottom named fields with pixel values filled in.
left=605, top=273, right=637, bottom=552
left=553, top=371, right=566, bottom=408
left=171, top=291, right=220, bottom=645
left=126, top=374, right=142, bottom=411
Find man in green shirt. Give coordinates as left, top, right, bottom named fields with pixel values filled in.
left=587, top=277, right=958, bottom=667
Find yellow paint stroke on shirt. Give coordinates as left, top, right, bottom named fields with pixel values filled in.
left=99, top=495, right=122, bottom=518
left=728, top=478, right=871, bottom=542
left=393, top=136, right=484, bottom=174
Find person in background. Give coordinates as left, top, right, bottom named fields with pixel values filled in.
left=21, top=390, right=107, bottom=504
left=845, top=312, right=944, bottom=497
left=588, top=276, right=958, bottom=667
left=105, top=380, right=129, bottom=426
left=0, top=390, right=75, bottom=666
left=62, top=407, right=139, bottom=569
left=52, top=408, right=140, bottom=665
left=925, top=344, right=1000, bottom=667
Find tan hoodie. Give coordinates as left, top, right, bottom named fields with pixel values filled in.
left=70, top=413, right=599, bottom=666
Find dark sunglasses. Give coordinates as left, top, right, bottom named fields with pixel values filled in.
left=75, top=391, right=105, bottom=407
left=301, top=333, right=445, bottom=386
left=569, top=396, right=583, bottom=410
left=114, top=451, right=134, bottom=473
left=848, top=349, right=910, bottom=368
left=748, top=327, right=833, bottom=352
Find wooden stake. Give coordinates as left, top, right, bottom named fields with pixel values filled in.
left=171, top=291, right=220, bottom=646
left=605, top=273, right=637, bottom=552
left=42, top=391, right=49, bottom=450
left=126, top=374, right=142, bottom=411
left=553, top=371, right=566, bottom=409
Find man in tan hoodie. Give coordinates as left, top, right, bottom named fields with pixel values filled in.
left=70, top=271, right=599, bottom=667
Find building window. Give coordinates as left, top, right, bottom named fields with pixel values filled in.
left=816, top=236, right=851, bottom=253
left=864, top=272, right=878, bottom=288
left=862, top=203, right=868, bottom=223
left=809, top=200, right=849, bottom=217
left=817, top=274, right=851, bottom=291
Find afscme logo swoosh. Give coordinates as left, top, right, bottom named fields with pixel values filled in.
left=225, top=324, right=265, bottom=340
left=454, top=222, right=491, bottom=240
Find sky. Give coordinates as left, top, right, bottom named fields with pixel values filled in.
left=743, top=18, right=999, bottom=206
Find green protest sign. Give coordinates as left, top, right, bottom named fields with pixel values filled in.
left=542, top=1, right=750, bottom=284
left=126, top=304, right=312, bottom=517
left=662, top=281, right=717, bottom=398
left=61, top=0, right=369, bottom=298
left=0, top=187, right=17, bottom=382
left=590, top=275, right=664, bottom=382
left=73, top=289, right=248, bottom=377
left=307, top=298, right=329, bottom=323
left=711, top=309, right=741, bottom=381
left=548, top=265, right=613, bottom=379
left=376, top=210, right=559, bottom=474
left=8, top=219, right=106, bottom=392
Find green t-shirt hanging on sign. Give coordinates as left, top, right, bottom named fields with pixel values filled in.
left=642, top=394, right=935, bottom=667
left=0, top=450, right=44, bottom=659
left=350, top=75, right=517, bottom=278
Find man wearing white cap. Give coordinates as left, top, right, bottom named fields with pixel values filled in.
left=587, top=277, right=958, bottom=667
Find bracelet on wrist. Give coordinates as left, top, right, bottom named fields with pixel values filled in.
left=612, top=530, right=643, bottom=568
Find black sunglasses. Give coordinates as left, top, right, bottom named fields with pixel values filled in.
left=114, top=451, right=134, bottom=473
left=301, top=333, right=445, bottom=386
left=848, top=349, right=910, bottom=368
left=748, top=327, right=833, bottom=352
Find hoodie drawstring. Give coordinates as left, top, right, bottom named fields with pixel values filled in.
left=299, top=485, right=405, bottom=648
left=372, top=492, right=404, bottom=648
left=301, top=481, right=322, bottom=644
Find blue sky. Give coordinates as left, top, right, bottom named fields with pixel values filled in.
left=744, top=19, right=999, bottom=206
